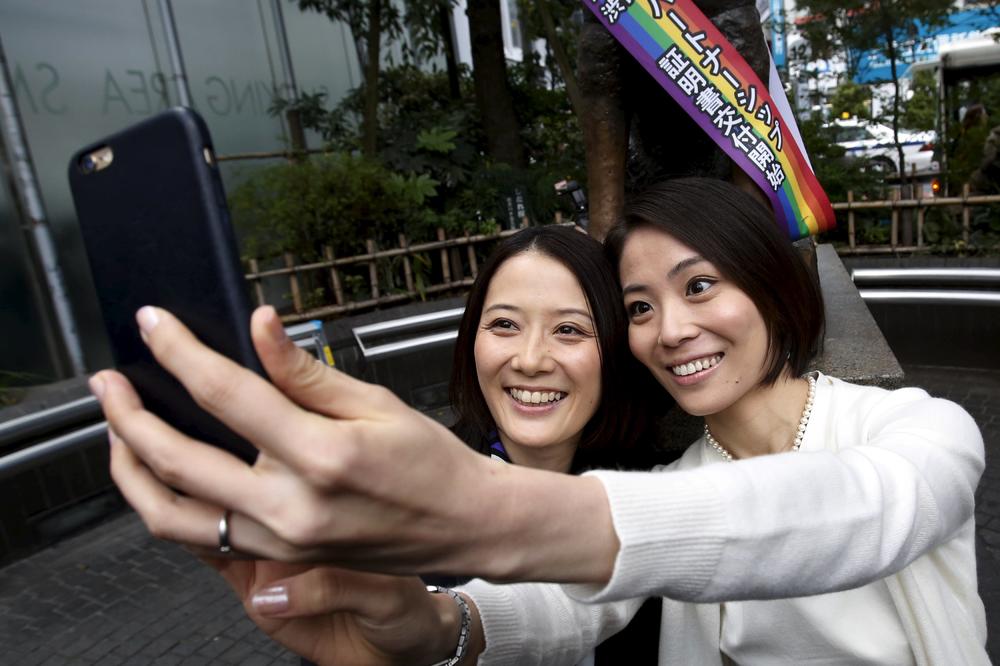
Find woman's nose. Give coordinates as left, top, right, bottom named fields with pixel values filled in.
left=657, top=306, right=699, bottom=348
left=511, top=334, right=555, bottom=375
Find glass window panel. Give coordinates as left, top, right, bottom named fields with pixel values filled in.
left=0, top=183, right=61, bottom=383
left=0, top=0, right=362, bottom=379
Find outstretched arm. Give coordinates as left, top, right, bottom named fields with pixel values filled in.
left=95, top=307, right=984, bottom=619
left=566, top=377, right=984, bottom=604
left=95, top=305, right=619, bottom=582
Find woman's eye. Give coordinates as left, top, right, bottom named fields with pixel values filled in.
left=486, top=318, right=516, bottom=331
left=627, top=301, right=651, bottom=317
left=556, top=324, right=583, bottom=336
left=686, top=278, right=715, bottom=296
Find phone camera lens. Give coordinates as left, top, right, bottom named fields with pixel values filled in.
left=81, top=155, right=97, bottom=174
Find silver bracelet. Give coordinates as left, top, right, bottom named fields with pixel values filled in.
left=426, top=585, right=472, bottom=666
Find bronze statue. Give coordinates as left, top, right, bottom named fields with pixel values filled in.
left=578, top=0, right=772, bottom=239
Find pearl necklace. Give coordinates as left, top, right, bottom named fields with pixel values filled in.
left=704, top=373, right=817, bottom=462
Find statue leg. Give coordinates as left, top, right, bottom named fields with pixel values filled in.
left=578, top=12, right=630, bottom=241
left=627, top=1, right=772, bottom=209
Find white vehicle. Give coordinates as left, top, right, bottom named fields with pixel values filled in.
left=826, top=118, right=939, bottom=175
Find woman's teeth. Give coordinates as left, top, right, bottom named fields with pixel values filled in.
left=510, top=388, right=565, bottom=405
left=671, top=355, right=722, bottom=376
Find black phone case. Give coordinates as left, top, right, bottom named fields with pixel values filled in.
left=69, top=107, right=261, bottom=463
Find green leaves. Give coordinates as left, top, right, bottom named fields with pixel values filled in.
left=829, top=80, right=872, bottom=121
left=416, top=127, right=458, bottom=154
left=385, top=172, right=440, bottom=205
left=229, top=153, right=444, bottom=260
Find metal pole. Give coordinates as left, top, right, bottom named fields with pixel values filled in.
left=270, top=0, right=307, bottom=154
left=271, top=0, right=300, bottom=100
left=157, top=0, right=193, bottom=106
left=0, top=34, right=87, bottom=377
left=938, top=55, right=948, bottom=192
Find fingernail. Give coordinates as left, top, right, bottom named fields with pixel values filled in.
left=264, top=306, right=288, bottom=344
left=88, top=374, right=105, bottom=399
left=136, top=306, right=160, bottom=335
left=251, top=585, right=289, bottom=614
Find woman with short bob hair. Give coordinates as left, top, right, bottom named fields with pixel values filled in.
left=605, top=177, right=823, bottom=386
left=94, top=179, right=987, bottom=665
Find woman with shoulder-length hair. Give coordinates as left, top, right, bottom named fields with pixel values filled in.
left=449, top=224, right=662, bottom=474
left=93, top=178, right=987, bottom=665
left=434, top=224, right=666, bottom=663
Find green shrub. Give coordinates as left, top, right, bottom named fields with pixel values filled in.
left=228, top=152, right=444, bottom=260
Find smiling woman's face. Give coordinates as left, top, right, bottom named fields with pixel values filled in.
left=618, top=226, right=770, bottom=418
left=473, top=250, right=602, bottom=471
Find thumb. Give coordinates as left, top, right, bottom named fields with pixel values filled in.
left=250, top=306, right=402, bottom=420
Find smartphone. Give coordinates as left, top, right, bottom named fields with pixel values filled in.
left=69, top=107, right=262, bottom=463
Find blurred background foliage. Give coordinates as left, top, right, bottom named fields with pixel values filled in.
left=229, top=0, right=1000, bottom=260
left=232, top=58, right=585, bottom=261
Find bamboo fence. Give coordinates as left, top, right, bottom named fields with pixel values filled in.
left=246, top=219, right=575, bottom=323
left=224, top=145, right=1000, bottom=313
left=835, top=184, right=1000, bottom=254
left=243, top=188, right=1000, bottom=322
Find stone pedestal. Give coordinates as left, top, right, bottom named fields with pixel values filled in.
left=811, top=244, right=904, bottom=389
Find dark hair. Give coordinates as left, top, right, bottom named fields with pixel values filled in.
left=605, top=178, right=824, bottom=385
left=450, top=226, right=656, bottom=467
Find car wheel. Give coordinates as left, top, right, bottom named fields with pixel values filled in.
left=866, top=156, right=896, bottom=175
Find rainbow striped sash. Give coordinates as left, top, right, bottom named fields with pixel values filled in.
left=581, top=0, right=836, bottom=239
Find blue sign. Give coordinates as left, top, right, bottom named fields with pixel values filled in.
left=771, top=0, right=787, bottom=68
left=852, top=8, right=997, bottom=84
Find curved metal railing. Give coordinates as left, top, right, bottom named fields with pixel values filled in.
left=852, top=267, right=1000, bottom=306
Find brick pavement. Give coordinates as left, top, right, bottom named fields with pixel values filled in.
left=902, top=364, right=1000, bottom=661
left=0, top=511, right=297, bottom=665
left=0, top=363, right=997, bottom=664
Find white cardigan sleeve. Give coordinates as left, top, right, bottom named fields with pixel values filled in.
left=457, top=578, right=642, bottom=665
left=566, top=376, right=984, bottom=604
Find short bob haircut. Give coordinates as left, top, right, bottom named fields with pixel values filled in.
left=450, top=225, right=655, bottom=468
left=605, top=178, right=824, bottom=386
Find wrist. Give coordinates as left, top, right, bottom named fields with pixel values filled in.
left=481, top=466, right=619, bottom=583
left=425, top=587, right=469, bottom=665
left=425, top=588, right=481, bottom=666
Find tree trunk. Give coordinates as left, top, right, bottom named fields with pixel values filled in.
left=881, top=6, right=906, bottom=178
left=881, top=4, right=912, bottom=242
left=537, top=0, right=584, bottom=121
left=438, top=0, right=462, bottom=100
left=467, top=0, right=527, bottom=168
left=577, top=16, right=628, bottom=241
left=518, top=0, right=543, bottom=87
left=362, top=0, right=382, bottom=158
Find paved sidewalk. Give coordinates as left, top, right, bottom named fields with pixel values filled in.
left=0, top=512, right=296, bottom=665
left=1, top=364, right=998, bottom=664
left=903, top=364, right=1000, bottom=660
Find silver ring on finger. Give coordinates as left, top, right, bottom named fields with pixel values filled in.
left=218, top=509, right=233, bottom=554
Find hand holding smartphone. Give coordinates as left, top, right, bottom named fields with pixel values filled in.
left=69, top=107, right=262, bottom=463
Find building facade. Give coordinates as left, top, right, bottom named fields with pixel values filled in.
left=0, top=0, right=524, bottom=385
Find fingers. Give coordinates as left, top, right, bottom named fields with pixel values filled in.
left=108, top=410, right=315, bottom=560
left=248, top=566, right=428, bottom=620
left=207, top=558, right=313, bottom=602
left=129, top=306, right=352, bottom=472
left=99, top=370, right=311, bottom=555
left=250, top=305, right=406, bottom=421
left=108, top=423, right=223, bottom=546
left=99, top=370, right=262, bottom=512
left=245, top=569, right=461, bottom=666
left=133, top=306, right=323, bottom=456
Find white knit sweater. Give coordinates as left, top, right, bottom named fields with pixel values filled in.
left=461, top=373, right=988, bottom=665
